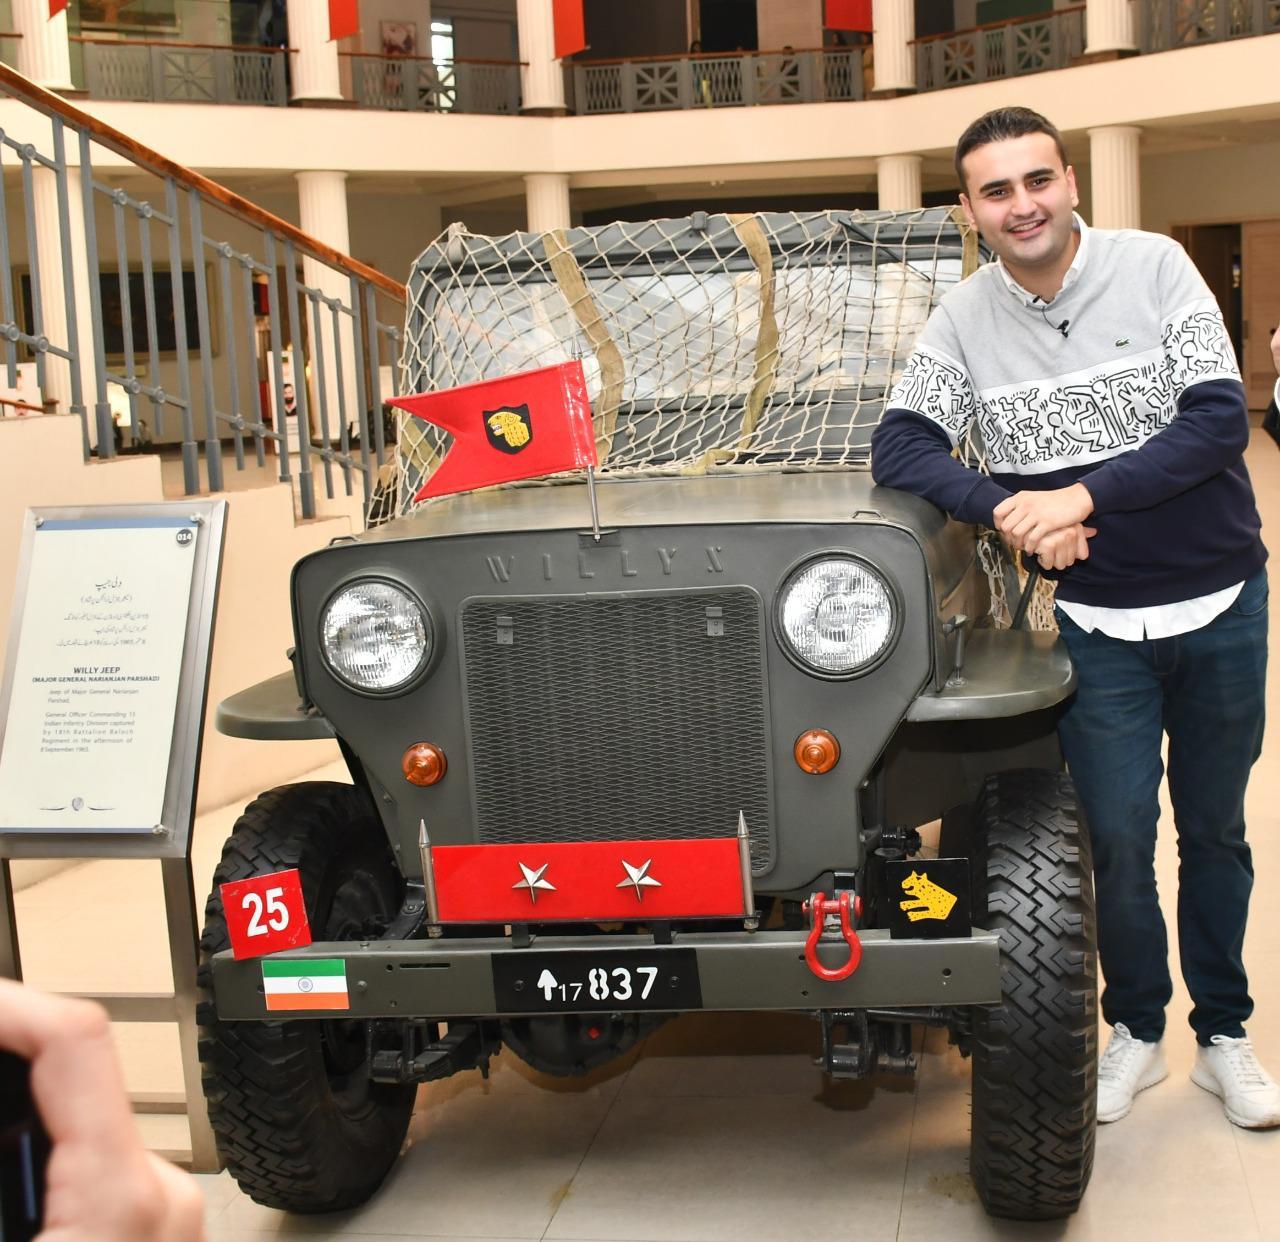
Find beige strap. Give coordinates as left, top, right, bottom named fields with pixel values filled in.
left=542, top=230, right=624, bottom=462
left=948, top=204, right=980, bottom=279
left=728, top=213, right=780, bottom=450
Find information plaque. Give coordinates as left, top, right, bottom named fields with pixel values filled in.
left=0, top=502, right=227, bottom=860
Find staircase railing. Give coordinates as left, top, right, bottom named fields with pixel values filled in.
left=0, top=62, right=405, bottom=520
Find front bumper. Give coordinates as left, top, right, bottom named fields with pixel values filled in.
left=211, top=927, right=1002, bottom=1020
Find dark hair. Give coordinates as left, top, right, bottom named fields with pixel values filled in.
left=954, top=107, right=1068, bottom=191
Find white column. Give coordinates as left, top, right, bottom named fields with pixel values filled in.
left=516, top=0, right=567, bottom=113
left=1085, top=0, right=1136, bottom=55
left=1088, top=125, right=1141, bottom=230
left=286, top=0, right=343, bottom=102
left=31, top=168, right=96, bottom=442
left=871, top=0, right=914, bottom=94
left=525, top=173, right=570, bottom=231
left=13, top=0, right=74, bottom=89
left=296, top=171, right=357, bottom=444
left=877, top=154, right=922, bottom=210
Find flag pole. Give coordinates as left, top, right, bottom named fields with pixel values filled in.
left=585, top=465, right=602, bottom=541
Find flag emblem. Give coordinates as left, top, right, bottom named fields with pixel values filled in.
left=485, top=404, right=533, bottom=454
left=388, top=361, right=597, bottom=500
left=261, top=958, right=349, bottom=1011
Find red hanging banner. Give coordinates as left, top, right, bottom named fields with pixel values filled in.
left=825, top=0, right=874, bottom=32
left=328, top=0, right=359, bottom=42
left=552, top=0, right=587, bottom=59
left=48, top=0, right=68, bottom=17
left=389, top=361, right=598, bottom=500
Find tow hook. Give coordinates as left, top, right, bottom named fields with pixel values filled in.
left=802, top=890, right=863, bottom=981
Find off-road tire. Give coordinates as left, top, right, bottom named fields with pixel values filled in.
left=970, top=769, right=1097, bottom=1221
left=197, top=782, right=416, bottom=1213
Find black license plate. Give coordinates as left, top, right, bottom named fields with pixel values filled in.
left=492, top=948, right=701, bottom=1013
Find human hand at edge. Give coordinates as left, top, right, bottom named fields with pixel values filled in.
left=0, top=978, right=206, bottom=1242
left=1270, top=323, right=1279, bottom=378
left=1031, top=524, right=1097, bottom=571
left=994, top=483, right=1095, bottom=554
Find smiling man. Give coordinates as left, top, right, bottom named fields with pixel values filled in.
left=871, top=106, right=1279, bottom=1129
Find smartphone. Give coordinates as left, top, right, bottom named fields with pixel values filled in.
left=0, top=1050, right=48, bottom=1242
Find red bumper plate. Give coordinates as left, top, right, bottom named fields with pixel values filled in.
left=432, top=837, right=746, bottom=922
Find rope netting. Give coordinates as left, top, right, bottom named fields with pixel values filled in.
left=392, top=207, right=1056, bottom=630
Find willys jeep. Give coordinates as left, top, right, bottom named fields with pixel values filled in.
left=201, top=209, right=1097, bottom=1222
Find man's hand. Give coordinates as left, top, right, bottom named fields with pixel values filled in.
left=1031, top=524, right=1097, bottom=571
left=0, top=979, right=206, bottom=1242
left=994, top=483, right=1095, bottom=553
left=1271, top=323, right=1279, bottom=377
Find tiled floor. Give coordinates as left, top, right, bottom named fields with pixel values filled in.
left=15, top=427, right=1280, bottom=1240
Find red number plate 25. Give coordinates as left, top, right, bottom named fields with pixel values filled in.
left=220, top=868, right=313, bottom=960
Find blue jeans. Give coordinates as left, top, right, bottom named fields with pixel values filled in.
left=1055, top=568, right=1268, bottom=1045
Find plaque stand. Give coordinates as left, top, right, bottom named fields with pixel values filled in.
left=0, top=500, right=229, bottom=1173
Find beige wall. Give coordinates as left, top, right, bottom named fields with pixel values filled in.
left=1142, top=140, right=1280, bottom=236
left=757, top=0, right=822, bottom=51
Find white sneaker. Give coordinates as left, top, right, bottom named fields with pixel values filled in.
left=1191, top=1035, right=1280, bottom=1129
left=1097, top=1023, right=1168, bottom=1122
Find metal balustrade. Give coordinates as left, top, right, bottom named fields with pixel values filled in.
left=0, top=63, right=403, bottom=521
left=346, top=54, right=521, bottom=113
left=1136, top=0, right=1280, bottom=49
left=572, top=48, right=863, bottom=114
left=76, top=38, right=288, bottom=106
left=914, top=6, right=1085, bottom=91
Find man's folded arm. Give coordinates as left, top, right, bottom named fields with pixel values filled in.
left=871, top=408, right=1013, bottom=527
left=1081, top=379, right=1249, bottom=516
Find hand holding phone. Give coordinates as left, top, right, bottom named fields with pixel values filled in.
left=1, top=1047, right=48, bottom=1242
left=0, top=979, right=206, bottom=1242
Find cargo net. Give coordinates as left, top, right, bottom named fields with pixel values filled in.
left=393, top=207, right=1056, bottom=630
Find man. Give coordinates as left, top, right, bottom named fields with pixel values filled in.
left=1264, top=325, right=1280, bottom=448
left=871, top=106, right=1279, bottom=1129
left=0, top=979, right=206, bottom=1240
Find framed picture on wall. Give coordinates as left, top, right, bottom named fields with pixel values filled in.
left=380, top=20, right=418, bottom=56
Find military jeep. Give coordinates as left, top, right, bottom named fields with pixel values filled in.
left=201, top=209, right=1096, bottom=1222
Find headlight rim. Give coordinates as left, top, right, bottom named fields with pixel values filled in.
left=772, top=550, right=902, bottom=681
left=317, top=574, right=436, bottom=697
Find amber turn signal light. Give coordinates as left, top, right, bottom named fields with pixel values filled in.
left=402, top=742, right=447, bottom=786
left=794, top=729, right=840, bottom=774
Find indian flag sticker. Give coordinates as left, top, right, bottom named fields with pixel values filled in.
left=262, top=958, right=349, bottom=1012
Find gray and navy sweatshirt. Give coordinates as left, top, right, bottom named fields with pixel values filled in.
left=871, top=219, right=1265, bottom=608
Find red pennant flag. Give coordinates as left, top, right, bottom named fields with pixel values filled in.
left=390, top=361, right=598, bottom=501
left=328, top=0, right=358, bottom=41
left=825, top=0, right=873, bottom=31
left=48, top=0, right=68, bottom=16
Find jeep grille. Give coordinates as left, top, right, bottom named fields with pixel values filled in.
left=460, top=589, right=773, bottom=870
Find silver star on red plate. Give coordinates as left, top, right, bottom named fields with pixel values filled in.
left=512, top=861, right=556, bottom=904
left=616, top=858, right=662, bottom=902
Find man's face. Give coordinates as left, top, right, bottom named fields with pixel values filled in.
left=959, top=132, right=1079, bottom=277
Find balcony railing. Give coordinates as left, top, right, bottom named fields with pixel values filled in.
left=1135, top=0, right=1280, bottom=50
left=572, top=47, right=864, bottom=115
left=914, top=6, right=1085, bottom=92
left=0, top=62, right=404, bottom=520
left=344, top=53, right=521, bottom=113
left=75, top=38, right=289, bottom=106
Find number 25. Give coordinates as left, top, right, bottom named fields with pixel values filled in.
left=244, top=887, right=290, bottom=937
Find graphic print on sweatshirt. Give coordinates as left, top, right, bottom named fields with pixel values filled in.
left=888, top=298, right=1240, bottom=477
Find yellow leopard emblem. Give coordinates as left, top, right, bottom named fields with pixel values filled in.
left=899, top=869, right=958, bottom=922
left=487, top=409, right=531, bottom=448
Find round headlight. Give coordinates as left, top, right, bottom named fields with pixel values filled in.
left=778, top=557, right=898, bottom=676
left=321, top=580, right=430, bottom=693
